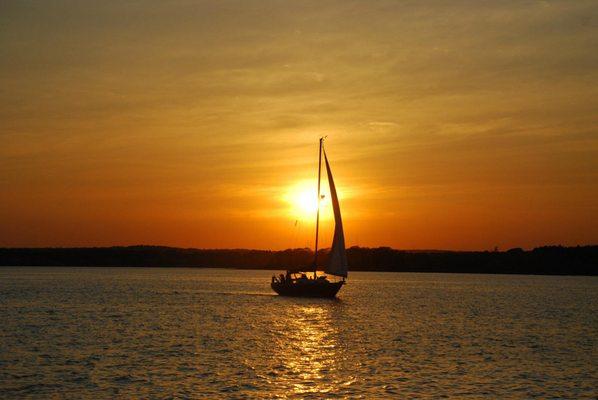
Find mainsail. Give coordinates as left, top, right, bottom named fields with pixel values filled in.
left=323, top=150, right=348, bottom=277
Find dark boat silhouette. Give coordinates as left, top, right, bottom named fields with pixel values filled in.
left=271, top=137, right=348, bottom=298
left=271, top=273, right=344, bottom=298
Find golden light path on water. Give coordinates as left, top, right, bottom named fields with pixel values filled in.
left=270, top=304, right=345, bottom=397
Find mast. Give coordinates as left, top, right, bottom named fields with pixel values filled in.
left=313, top=137, right=324, bottom=278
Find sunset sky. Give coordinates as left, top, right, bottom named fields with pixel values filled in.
left=1, top=1, right=597, bottom=250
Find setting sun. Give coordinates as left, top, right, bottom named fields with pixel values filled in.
left=283, top=180, right=330, bottom=220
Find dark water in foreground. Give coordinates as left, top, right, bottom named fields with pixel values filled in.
left=0, top=268, right=596, bottom=399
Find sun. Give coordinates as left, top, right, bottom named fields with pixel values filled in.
left=283, top=180, right=321, bottom=219
left=296, top=187, right=318, bottom=214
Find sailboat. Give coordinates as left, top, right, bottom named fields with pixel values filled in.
left=271, top=137, right=348, bottom=298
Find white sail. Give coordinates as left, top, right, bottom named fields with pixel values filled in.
left=323, top=151, right=348, bottom=277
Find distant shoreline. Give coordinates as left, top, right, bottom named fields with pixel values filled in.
left=1, top=265, right=597, bottom=278
left=1, top=245, right=596, bottom=276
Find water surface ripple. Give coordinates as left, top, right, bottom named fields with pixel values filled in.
left=0, top=268, right=596, bottom=398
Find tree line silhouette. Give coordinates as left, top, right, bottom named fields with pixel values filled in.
left=0, top=245, right=596, bottom=275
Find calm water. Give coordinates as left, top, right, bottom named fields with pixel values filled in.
left=0, top=268, right=596, bottom=399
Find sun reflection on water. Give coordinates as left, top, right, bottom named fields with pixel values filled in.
left=268, top=300, right=349, bottom=398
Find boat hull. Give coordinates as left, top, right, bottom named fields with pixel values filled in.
left=271, top=280, right=344, bottom=298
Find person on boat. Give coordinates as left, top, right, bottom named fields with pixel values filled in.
left=279, top=273, right=285, bottom=283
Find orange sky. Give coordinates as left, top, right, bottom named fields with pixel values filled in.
left=1, top=1, right=597, bottom=250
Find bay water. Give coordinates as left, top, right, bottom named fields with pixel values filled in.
left=0, top=268, right=595, bottom=398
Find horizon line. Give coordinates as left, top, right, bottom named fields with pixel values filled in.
left=1, top=244, right=596, bottom=253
